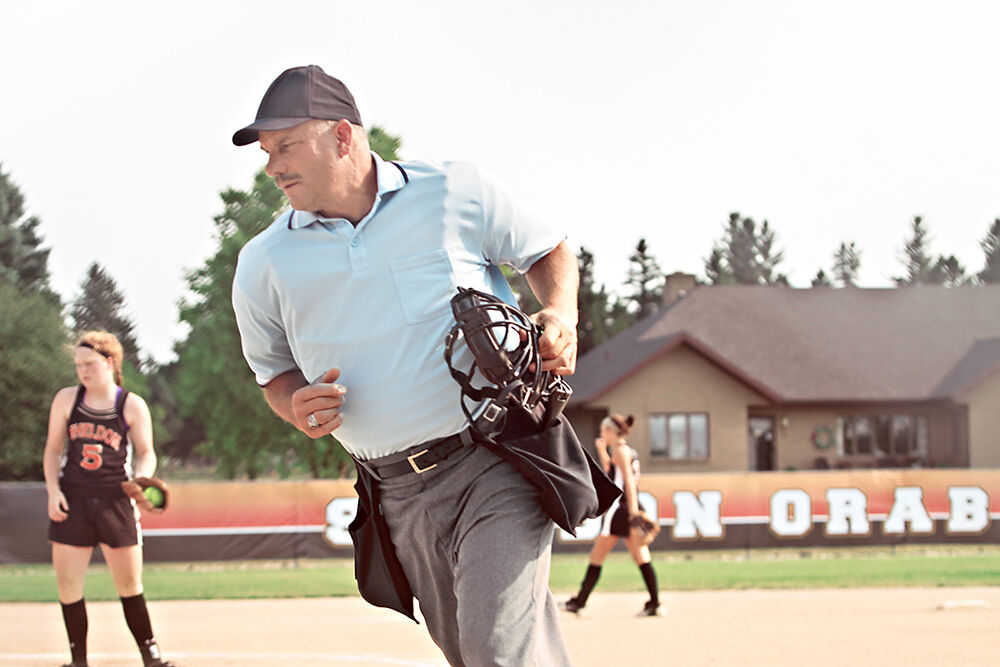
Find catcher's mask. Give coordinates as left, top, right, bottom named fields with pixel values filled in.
left=444, top=287, right=572, bottom=441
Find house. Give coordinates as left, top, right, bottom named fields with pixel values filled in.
left=565, top=280, right=1000, bottom=472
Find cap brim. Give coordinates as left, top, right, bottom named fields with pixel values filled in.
left=232, top=117, right=311, bottom=146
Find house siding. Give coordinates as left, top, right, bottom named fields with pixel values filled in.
left=585, top=345, right=769, bottom=473
left=965, top=369, right=1000, bottom=468
left=752, top=403, right=960, bottom=471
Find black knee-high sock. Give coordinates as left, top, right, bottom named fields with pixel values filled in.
left=60, top=598, right=88, bottom=664
left=574, top=564, right=602, bottom=605
left=639, top=562, right=659, bottom=605
left=120, top=593, right=162, bottom=664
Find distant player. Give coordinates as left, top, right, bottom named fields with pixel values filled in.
left=43, top=331, right=173, bottom=667
left=562, top=414, right=662, bottom=616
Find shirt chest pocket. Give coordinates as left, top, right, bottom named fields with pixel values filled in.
left=390, top=249, right=457, bottom=324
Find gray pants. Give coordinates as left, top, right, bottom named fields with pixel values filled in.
left=377, top=443, right=571, bottom=667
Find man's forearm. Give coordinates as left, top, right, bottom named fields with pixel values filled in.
left=262, top=369, right=309, bottom=424
left=525, top=241, right=579, bottom=324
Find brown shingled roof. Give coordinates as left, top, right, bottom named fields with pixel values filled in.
left=569, top=285, right=1000, bottom=404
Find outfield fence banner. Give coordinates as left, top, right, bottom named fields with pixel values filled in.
left=2, top=469, right=997, bottom=563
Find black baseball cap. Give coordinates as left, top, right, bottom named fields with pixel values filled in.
left=232, top=65, right=362, bottom=146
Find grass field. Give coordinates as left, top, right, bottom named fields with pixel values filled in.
left=3, top=544, right=997, bottom=603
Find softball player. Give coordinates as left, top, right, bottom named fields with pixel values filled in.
left=43, top=331, right=173, bottom=667
left=562, top=414, right=662, bottom=616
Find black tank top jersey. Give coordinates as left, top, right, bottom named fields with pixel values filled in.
left=607, top=446, right=641, bottom=489
left=59, top=385, right=132, bottom=494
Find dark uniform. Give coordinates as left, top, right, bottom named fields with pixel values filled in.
left=601, top=446, right=643, bottom=537
left=49, top=386, right=139, bottom=548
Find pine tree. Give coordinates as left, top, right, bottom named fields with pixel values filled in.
left=577, top=246, right=615, bottom=355
left=70, top=263, right=141, bottom=359
left=703, top=212, right=786, bottom=285
left=625, top=238, right=664, bottom=318
left=811, top=269, right=832, bottom=287
left=979, top=218, right=1000, bottom=284
left=893, top=216, right=933, bottom=286
left=0, top=163, right=53, bottom=295
left=832, top=241, right=861, bottom=287
left=928, top=255, right=967, bottom=287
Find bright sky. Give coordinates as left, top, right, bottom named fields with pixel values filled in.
left=2, top=1, right=997, bottom=363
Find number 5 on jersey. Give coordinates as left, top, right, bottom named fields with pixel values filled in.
left=81, top=443, right=103, bottom=470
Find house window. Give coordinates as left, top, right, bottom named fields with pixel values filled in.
left=839, top=414, right=927, bottom=456
left=650, top=413, right=709, bottom=460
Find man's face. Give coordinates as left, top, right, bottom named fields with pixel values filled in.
left=259, top=120, right=341, bottom=214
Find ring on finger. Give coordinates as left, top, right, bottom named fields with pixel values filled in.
left=307, top=413, right=320, bottom=429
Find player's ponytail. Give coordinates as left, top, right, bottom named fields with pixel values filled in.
left=76, top=330, right=125, bottom=386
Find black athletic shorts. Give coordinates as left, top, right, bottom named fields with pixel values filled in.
left=48, top=491, right=140, bottom=548
left=607, top=501, right=647, bottom=538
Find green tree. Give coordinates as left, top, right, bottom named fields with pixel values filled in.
left=978, top=218, right=1000, bottom=284
left=625, top=238, right=664, bottom=318
left=893, top=216, right=933, bottom=286
left=503, top=266, right=543, bottom=315
left=832, top=241, right=861, bottom=287
left=0, top=281, right=74, bottom=480
left=704, top=212, right=786, bottom=285
left=174, top=169, right=352, bottom=479
left=70, top=262, right=141, bottom=359
left=368, top=125, right=402, bottom=161
left=577, top=246, right=614, bottom=355
left=0, top=164, right=52, bottom=295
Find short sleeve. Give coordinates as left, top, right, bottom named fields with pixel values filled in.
left=473, top=164, right=565, bottom=274
left=231, top=244, right=298, bottom=386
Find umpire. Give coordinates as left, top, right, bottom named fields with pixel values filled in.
left=231, top=65, right=610, bottom=666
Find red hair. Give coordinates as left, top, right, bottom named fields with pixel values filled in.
left=76, top=330, right=124, bottom=386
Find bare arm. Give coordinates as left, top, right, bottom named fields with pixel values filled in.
left=43, top=388, right=74, bottom=521
left=262, top=367, right=346, bottom=438
left=595, top=436, right=612, bottom=474
left=525, top=240, right=579, bottom=375
left=125, top=394, right=157, bottom=478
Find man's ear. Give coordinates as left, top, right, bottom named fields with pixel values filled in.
left=334, top=119, right=354, bottom=156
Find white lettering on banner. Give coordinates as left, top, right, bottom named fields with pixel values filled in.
left=638, top=491, right=659, bottom=525
left=673, top=490, right=723, bottom=539
left=324, top=497, right=359, bottom=546
left=770, top=489, right=812, bottom=537
left=318, top=483, right=992, bottom=547
left=947, top=487, right=990, bottom=534
left=883, top=487, right=934, bottom=535
left=826, top=488, right=871, bottom=536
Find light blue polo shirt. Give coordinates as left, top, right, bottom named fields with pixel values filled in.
left=232, top=153, right=565, bottom=460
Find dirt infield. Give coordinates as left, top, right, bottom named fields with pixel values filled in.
left=2, top=588, right=997, bottom=666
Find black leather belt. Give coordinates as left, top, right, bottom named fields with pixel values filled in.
left=360, top=429, right=474, bottom=480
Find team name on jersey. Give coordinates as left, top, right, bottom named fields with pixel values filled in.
left=69, top=422, right=123, bottom=450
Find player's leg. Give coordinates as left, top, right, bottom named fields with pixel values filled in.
left=99, top=495, right=172, bottom=666
left=102, top=543, right=172, bottom=666
left=51, top=542, right=93, bottom=667
left=625, top=533, right=660, bottom=615
left=562, top=535, right=617, bottom=612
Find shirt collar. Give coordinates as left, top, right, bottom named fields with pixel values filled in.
left=288, top=152, right=407, bottom=230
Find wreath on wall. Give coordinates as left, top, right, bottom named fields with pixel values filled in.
left=811, top=425, right=835, bottom=450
